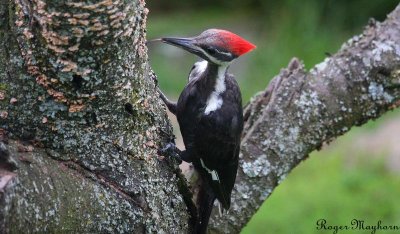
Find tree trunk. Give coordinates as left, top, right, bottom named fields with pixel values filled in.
left=0, top=0, right=190, bottom=232
left=1, top=1, right=400, bottom=233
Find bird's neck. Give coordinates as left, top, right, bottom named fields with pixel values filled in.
left=202, top=62, right=229, bottom=115
left=203, top=62, right=228, bottom=92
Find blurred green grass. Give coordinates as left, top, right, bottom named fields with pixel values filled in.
left=146, top=2, right=400, bottom=233
left=243, top=154, right=400, bottom=234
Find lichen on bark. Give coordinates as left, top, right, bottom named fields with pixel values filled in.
left=1, top=0, right=189, bottom=232
left=209, top=5, right=400, bottom=233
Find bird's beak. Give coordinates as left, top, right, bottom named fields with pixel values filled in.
left=161, top=37, right=201, bottom=55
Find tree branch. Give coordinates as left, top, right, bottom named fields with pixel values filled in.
left=209, top=5, right=400, bottom=233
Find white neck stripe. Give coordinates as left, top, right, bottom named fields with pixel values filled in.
left=204, top=65, right=227, bottom=115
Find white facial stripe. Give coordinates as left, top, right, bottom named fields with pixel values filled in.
left=196, top=47, right=230, bottom=66
left=200, top=158, right=220, bottom=181
left=204, top=65, right=227, bottom=115
left=215, top=48, right=232, bottom=57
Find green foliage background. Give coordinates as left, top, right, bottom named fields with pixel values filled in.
left=146, top=1, right=400, bottom=233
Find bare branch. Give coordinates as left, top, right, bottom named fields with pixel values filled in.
left=210, top=5, right=400, bottom=233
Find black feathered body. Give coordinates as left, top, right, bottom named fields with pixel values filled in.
left=157, top=28, right=254, bottom=234
left=176, top=61, right=243, bottom=209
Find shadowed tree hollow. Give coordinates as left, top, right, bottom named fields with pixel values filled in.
left=1, top=1, right=400, bottom=233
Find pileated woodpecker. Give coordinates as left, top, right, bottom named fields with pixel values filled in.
left=157, top=29, right=255, bottom=233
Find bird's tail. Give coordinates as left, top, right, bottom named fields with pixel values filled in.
left=196, top=184, right=216, bottom=234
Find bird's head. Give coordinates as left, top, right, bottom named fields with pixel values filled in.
left=161, top=29, right=256, bottom=65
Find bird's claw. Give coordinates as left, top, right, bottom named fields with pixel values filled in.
left=159, top=143, right=182, bottom=164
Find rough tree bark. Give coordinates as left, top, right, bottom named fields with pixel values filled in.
left=0, top=1, right=399, bottom=234
left=208, top=5, right=400, bottom=233
left=0, top=0, right=190, bottom=233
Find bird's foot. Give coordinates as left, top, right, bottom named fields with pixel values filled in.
left=159, top=142, right=182, bottom=164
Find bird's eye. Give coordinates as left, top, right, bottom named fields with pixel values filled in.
left=206, top=47, right=217, bottom=55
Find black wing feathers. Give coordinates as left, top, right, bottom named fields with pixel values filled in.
left=176, top=72, right=243, bottom=209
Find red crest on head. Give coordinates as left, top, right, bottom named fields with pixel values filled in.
left=216, top=30, right=256, bottom=56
